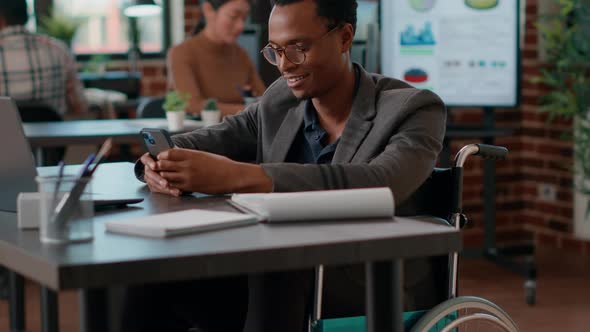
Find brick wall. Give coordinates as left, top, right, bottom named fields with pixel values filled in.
left=132, top=0, right=589, bottom=254
left=520, top=0, right=589, bottom=254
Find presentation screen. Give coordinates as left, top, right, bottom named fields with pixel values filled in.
left=381, top=0, right=520, bottom=107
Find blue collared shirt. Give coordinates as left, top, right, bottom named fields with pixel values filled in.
left=286, top=100, right=340, bottom=164
left=285, top=66, right=361, bottom=164
left=285, top=100, right=340, bottom=164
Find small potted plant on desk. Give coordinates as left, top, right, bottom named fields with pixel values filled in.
left=201, top=98, right=221, bottom=127
left=162, top=91, right=191, bottom=132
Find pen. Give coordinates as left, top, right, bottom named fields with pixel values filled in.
left=52, top=154, right=95, bottom=226
left=79, top=153, right=96, bottom=177
left=88, top=138, right=112, bottom=175
left=51, top=138, right=113, bottom=227
left=51, top=160, right=65, bottom=210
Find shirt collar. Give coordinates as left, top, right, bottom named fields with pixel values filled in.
left=0, top=25, right=30, bottom=38
left=303, top=65, right=361, bottom=132
left=303, top=100, right=320, bottom=131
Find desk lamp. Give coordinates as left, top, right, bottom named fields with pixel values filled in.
left=123, top=0, right=162, bottom=74
left=124, top=0, right=162, bottom=18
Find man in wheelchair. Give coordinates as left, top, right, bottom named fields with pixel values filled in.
left=133, top=0, right=448, bottom=331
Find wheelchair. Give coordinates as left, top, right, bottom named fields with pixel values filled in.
left=311, top=144, right=520, bottom=332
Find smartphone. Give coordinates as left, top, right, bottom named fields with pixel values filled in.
left=140, top=128, right=174, bottom=159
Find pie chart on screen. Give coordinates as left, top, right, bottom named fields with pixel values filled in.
left=404, top=68, right=429, bottom=83
left=408, top=0, right=436, bottom=12
left=465, top=0, right=499, bottom=10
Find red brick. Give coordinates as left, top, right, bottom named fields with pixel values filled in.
left=521, top=127, right=546, bottom=137
left=537, top=232, right=558, bottom=247
left=520, top=214, right=546, bottom=227
left=141, top=65, right=162, bottom=77
left=462, top=230, right=484, bottom=247
left=523, top=49, right=538, bottom=59
left=557, top=189, right=573, bottom=202
left=524, top=34, right=537, bottom=45
left=561, top=237, right=585, bottom=253
left=497, top=228, right=531, bottom=242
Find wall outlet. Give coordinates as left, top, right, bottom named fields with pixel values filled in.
left=538, top=183, right=557, bottom=201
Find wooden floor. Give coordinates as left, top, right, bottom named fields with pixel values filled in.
left=1, top=246, right=589, bottom=331
left=459, top=246, right=590, bottom=331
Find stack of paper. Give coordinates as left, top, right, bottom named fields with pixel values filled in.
left=229, top=187, right=394, bottom=223
left=105, top=209, right=258, bottom=238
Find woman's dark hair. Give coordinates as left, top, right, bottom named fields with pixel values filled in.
left=0, top=0, right=29, bottom=26
left=192, top=0, right=246, bottom=35
left=271, top=0, right=357, bottom=33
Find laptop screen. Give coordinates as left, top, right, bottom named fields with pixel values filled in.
left=0, top=97, right=39, bottom=212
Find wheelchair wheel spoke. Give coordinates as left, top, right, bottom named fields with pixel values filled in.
left=412, top=297, right=519, bottom=332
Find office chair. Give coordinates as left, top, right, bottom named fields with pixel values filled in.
left=136, top=96, right=165, bottom=118
left=311, top=144, right=520, bottom=332
left=15, top=101, right=65, bottom=166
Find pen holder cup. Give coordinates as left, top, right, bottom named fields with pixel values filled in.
left=36, top=175, right=94, bottom=244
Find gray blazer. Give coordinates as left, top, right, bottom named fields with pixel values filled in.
left=173, top=64, right=446, bottom=205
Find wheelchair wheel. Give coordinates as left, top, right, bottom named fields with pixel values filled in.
left=409, top=296, right=519, bottom=332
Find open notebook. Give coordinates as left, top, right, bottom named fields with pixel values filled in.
left=105, top=209, right=258, bottom=238
left=228, top=187, right=395, bottom=223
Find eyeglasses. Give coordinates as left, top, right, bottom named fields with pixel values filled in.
left=261, top=25, right=342, bottom=66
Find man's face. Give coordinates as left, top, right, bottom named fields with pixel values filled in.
left=268, top=1, right=349, bottom=99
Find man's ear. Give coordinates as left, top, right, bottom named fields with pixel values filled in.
left=340, top=23, right=354, bottom=54
left=202, top=1, right=216, bottom=21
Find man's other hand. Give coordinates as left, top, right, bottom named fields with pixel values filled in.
left=139, top=152, right=182, bottom=196
left=156, top=148, right=272, bottom=194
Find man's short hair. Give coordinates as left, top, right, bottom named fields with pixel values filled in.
left=0, top=0, right=29, bottom=26
left=271, top=0, right=358, bottom=34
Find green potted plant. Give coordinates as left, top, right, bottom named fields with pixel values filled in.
left=201, top=98, right=221, bottom=126
left=38, top=8, right=81, bottom=48
left=82, top=54, right=110, bottom=74
left=532, top=0, right=590, bottom=239
left=163, top=91, right=191, bottom=131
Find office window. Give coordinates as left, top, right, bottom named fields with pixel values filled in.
left=50, top=0, right=165, bottom=56
left=26, top=0, right=36, bottom=31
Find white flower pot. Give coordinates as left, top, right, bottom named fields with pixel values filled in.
left=166, top=111, right=185, bottom=132
left=201, top=110, right=221, bottom=126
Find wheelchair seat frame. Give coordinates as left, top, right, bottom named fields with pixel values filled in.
left=310, top=143, right=520, bottom=332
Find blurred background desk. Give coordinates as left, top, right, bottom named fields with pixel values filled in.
left=79, top=72, right=141, bottom=100
left=23, top=119, right=202, bottom=165
left=79, top=71, right=146, bottom=119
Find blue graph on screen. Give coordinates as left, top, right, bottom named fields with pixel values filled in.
left=400, top=22, right=436, bottom=46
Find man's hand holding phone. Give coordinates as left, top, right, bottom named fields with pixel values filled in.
left=139, top=128, right=182, bottom=196
left=140, top=152, right=182, bottom=196
left=138, top=128, right=272, bottom=196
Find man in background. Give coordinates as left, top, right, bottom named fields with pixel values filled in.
left=0, top=0, right=87, bottom=116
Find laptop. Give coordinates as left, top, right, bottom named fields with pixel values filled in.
left=0, top=96, right=143, bottom=212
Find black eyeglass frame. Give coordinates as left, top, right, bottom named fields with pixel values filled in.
left=260, top=24, right=343, bottom=66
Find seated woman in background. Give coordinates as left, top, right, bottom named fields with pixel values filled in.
left=167, top=0, right=265, bottom=116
